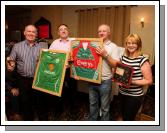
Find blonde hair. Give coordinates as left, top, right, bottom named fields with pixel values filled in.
left=124, top=33, right=142, bottom=57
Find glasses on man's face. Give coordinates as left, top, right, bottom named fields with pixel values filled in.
left=59, top=28, right=68, bottom=32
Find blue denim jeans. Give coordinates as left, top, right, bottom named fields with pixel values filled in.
left=88, top=79, right=112, bottom=121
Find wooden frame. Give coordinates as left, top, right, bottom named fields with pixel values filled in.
left=113, top=63, right=134, bottom=88
left=32, top=49, right=69, bottom=97
left=35, top=17, right=53, bottom=39
left=70, top=38, right=103, bottom=84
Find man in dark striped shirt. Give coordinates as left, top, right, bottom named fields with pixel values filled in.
left=6, top=25, right=47, bottom=120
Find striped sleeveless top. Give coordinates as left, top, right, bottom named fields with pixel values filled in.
left=119, top=55, right=148, bottom=96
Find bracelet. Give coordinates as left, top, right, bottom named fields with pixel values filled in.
left=105, top=54, right=109, bottom=59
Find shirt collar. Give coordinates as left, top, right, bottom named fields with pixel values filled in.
left=104, top=40, right=111, bottom=45
left=59, top=38, right=70, bottom=42
left=25, top=40, right=38, bottom=47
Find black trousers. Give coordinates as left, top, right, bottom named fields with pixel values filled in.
left=17, top=75, right=35, bottom=120
left=119, top=93, right=144, bottom=121
left=62, top=68, right=77, bottom=113
left=17, top=75, right=50, bottom=120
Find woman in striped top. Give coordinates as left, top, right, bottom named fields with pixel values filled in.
left=96, top=33, right=153, bottom=120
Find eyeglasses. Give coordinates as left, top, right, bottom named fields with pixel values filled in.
left=59, top=28, right=68, bottom=32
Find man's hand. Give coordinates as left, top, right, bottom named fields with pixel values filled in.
left=73, top=75, right=79, bottom=80
left=96, top=46, right=108, bottom=58
left=6, top=57, right=15, bottom=72
left=10, top=88, right=19, bottom=96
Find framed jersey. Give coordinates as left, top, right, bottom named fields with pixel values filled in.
left=70, top=38, right=103, bottom=84
left=32, top=49, right=69, bottom=97
left=113, top=63, right=134, bottom=88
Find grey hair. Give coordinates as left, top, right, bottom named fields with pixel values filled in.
left=24, top=25, right=38, bottom=34
left=98, top=24, right=111, bottom=32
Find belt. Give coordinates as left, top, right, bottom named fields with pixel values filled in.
left=18, top=74, right=34, bottom=80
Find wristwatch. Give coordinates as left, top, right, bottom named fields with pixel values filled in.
left=105, top=54, right=109, bottom=59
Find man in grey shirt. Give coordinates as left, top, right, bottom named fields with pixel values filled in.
left=6, top=25, right=47, bottom=120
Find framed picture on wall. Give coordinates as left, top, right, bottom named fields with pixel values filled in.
left=32, top=49, right=69, bottom=97
left=70, top=38, right=103, bottom=84
left=35, top=17, right=52, bottom=39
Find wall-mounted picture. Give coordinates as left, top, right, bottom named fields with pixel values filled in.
left=32, top=49, right=69, bottom=97
left=35, top=17, right=53, bottom=39
left=70, top=38, right=103, bottom=84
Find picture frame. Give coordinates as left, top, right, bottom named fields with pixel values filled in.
left=113, top=63, right=134, bottom=88
left=32, top=49, right=69, bottom=97
left=35, top=17, right=53, bottom=39
left=70, top=38, right=103, bottom=84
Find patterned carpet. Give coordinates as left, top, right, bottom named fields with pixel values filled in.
left=48, top=91, right=155, bottom=121
left=6, top=91, right=155, bottom=121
